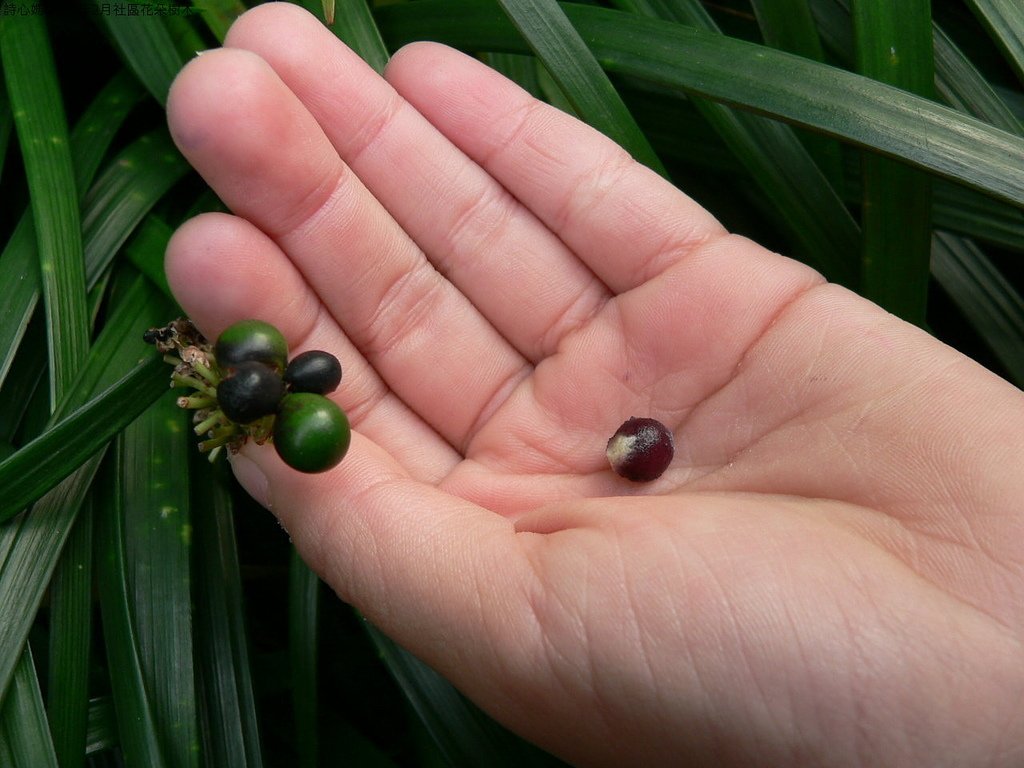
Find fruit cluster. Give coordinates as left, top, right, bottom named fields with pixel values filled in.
left=144, top=318, right=350, bottom=473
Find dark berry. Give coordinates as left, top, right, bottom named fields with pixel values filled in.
left=216, top=361, right=286, bottom=424
left=606, top=417, right=675, bottom=482
left=215, top=319, right=288, bottom=372
left=284, top=350, right=342, bottom=394
left=273, top=393, right=351, bottom=473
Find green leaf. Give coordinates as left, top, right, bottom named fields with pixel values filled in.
left=494, top=0, right=666, bottom=176
left=0, top=9, right=89, bottom=406
left=297, top=0, right=391, bottom=74
left=0, top=86, right=12, bottom=184
left=0, top=70, right=145, bottom=393
left=192, top=0, right=248, bottom=42
left=0, top=646, right=58, bottom=768
left=125, top=214, right=178, bottom=301
left=852, top=0, right=934, bottom=324
left=751, top=0, right=827, bottom=60
left=95, top=444, right=168, bottom=768
left=47, top=497, right=95, bottom=768
left=71, top=71, right=148, bottom=196
left=934, top=22, right=1023, bottom=136
left=0, top=353, right=166, bottom=527
left=931, top=232, right=1024, bottom=386
left=375, top=1, right=1024, bottom=210
left=748, top=0, right=845, bottom=192
left=289, top=549, right=320, bottom=768
left=963, top=0, right=1024, bottom=84
left=365, top=623, right=565, bottom=768
left=193, top=460, right=263, bottom=768
left=82, top=129, right=191, bottom=289
left=115, top=391, right=199, bottom=768
left=95, top=0, right=188, bottom=105
left=0, top=276, right=172, bottom=707
left=85, top=696, right=118, bottom=756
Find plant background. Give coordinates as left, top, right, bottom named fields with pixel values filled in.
left=0, top=0, right=1021, bottom=765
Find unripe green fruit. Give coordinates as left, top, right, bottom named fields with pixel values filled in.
left=215, top=319, right=289, bottom=372
left=273, top=393, right=351, bottom=473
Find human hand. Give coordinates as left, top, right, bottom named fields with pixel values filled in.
left=165, top=4, right=1024, bottom=765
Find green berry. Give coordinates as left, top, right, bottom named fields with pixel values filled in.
left=216, top=361, right=286, bottom=424
left=284, top=350, right=342, bottom=394
left=273, top=393, right=351, bottom=473
left=215, top=319, right=288, bottom=372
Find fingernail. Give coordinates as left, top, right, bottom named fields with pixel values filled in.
left=229, top=452, right=273, bottom=511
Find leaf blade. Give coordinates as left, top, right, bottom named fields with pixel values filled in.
left=0, top=9, right=89, bottom=405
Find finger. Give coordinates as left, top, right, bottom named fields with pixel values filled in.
left=386, top=42, right=729, bottom=293
left=166, top=47, right=529, bottom=453
left=165, top=212, right=460, bottom=481
left=223, top=3, right=610, bottom=362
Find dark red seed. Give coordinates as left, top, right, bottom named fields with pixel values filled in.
left=606, top=417, right=675, bottom=482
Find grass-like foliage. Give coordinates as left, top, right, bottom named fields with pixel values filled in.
left=0, top=0, right=1021, bottom=764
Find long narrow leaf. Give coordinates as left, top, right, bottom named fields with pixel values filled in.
left=747, top=0, right=845, bottom=192
left=963, top=0, right=1024, bottom=84
left=193, top=0, right=247, bottom=42
left=117, top=391, right=198, bottom=768
left=298, top=0, right=390, bottom=74
left=0, top=86, right=11, bottom=183
left=0, top=647, right=58, bottom=768
left=85, top=696, right=117, bottom=756
left=96, top=442, right=168, bottom=768
left=193, top=460, right=264, bottom=768
left=0, top=355, right=166, bottom=526
left=0, top=10, right=88, bottom=405
left=934, top=23, right=1023, bottom=135
left=0, top=276, right=172, bottom=706
left=95, top=0, right=187, bottom=105
left=289, top=550, right=320, bottom=768
left=0, top=70, right=145, bottom=391
left=47, top=496, right=95, bottom=768
left=374, top=1, right=1024, bottom=209
left=82, top=129, right=191, bottom=288
left=852, top=0, right=934, bottom=324
left=365, top=623, right=564, bottom=768
left=931, top=233, right=1024, bottom=386
left=610, top=0, right=860, bottom=281
left=494, top=0, right=665, bottom=176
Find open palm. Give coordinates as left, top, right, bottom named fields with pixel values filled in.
left=165, top=5, right=1024, bottom=766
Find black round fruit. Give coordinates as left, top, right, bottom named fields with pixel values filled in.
left=215, top=319, right=289, bottom=372
left=284, top=350, right=342, bottom=395
left=273, top=393, right=351, bottom=473
left=216, top=361, right=286, bottom=424
left=606, top=417, right=674, bottom=482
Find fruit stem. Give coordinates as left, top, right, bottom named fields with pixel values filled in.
left=193, top=410, right=226, bottom=436
left=171, top=372, right=217, bottom=398
left=198, top=426, right=236, bottom=453
left=191, top=359, right=219, bottom=386
left=177, top=393, right=217, bottom=410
